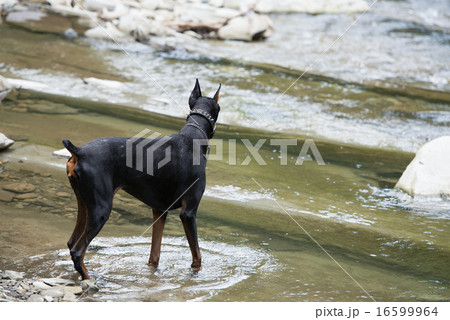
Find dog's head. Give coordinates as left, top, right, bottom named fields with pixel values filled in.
left=188, top=79, right=221, bottom=123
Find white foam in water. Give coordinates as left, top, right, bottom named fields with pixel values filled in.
left=48, top=236, right=280, bottom=301
left=359, top=185, right=450, bottom=219
left=204, top=185, right=275, bottom=203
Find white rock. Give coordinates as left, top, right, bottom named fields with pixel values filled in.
left=85, top=21, right=132, bottom=41
left=41, top=277, right=75, bottom=287
left=396, top=136, right=450, bottom=197
left=27, top=294, right=44, bottom=302
left=0, top=75, right=13, bottom=92
left=45, top=3, right=98, bottom=19
left=40, top=288, right=65, bottom=298
left=32, top=281, right=52, bottom=290
left=99, top=3, right=129, bottom=21
left=1, top=270, right=24, bottom=280
left=84, top=0, right=120, bottom=11
left=62, top=292, right=77, bottom=302
left=0, top=133, right=14, bottom=151
left=53, top=148, right=72, bottom=158
left=223, top=0, right=370, bottom=13
left=83, top=77, right=125, bottom=89
left=174, top=3, right=237, bottom=24
left=218, top=12, right=274, bottom=41
left=64, top=286, right=83, bottom=295
left=141, top=0, right=174, bottom=11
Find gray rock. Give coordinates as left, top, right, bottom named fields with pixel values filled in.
left=41, top=278, right=75, bottom=287
left=40, top=288, right=65, bottom=298
left=0, top=133, right=14, bottom=151
left=2, top=182, right=36, bottom=194
left=43, top=295, right=54, bottom=302
left=64, top=286, right=83, bottom=295
left=27, top=294, right=45, bottom=302
left=14, top=193, right=38, bottom=200
left=218, top=12, right=274, bottom=41
left=1, top=270, right=25, bottom=281
left=32, top=281, right=52, bottom=291
left=0, top=189, right=15, bottom=202
left=64, top=28, right=78, bottom=39
left=62, top=292, right=77, bottom=302
left=81, top=280, right=99, bottom=294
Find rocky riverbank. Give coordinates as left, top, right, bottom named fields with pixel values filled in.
left=0, top=270, right=99, bottom=302
left=0, top=0, right=369, bottom=43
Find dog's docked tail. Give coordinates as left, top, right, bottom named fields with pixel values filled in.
left=62, top=140, right=80, bottom=178
left=62, top=139, right=80, bottom=157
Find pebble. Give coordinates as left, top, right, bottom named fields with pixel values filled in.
left=2, top=182, right=36, bottom=193
left=56, top=192, right=71, bottom=198
left=14, top=192, right=38, bottom=200
left=0, top=270, right=86, bottom=302
left=0, top=189, right=15, bottom=202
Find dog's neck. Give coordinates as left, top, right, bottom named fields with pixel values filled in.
left=181, top=109, right=216, bottom=141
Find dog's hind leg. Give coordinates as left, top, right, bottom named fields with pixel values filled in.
left=148, top=209, right=167, bottom=268
left=69, top=186, right=114, bottom=280
left=179, top=201, right=201, bottom=270
left=67, top=195, right=88, bottom=250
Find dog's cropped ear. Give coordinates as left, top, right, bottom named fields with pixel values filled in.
left=213, top=84, right=221, bottom=104
left=189, top=79, right=202, bottom=109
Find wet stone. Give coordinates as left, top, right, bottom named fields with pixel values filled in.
left=2, top=182, right=36, bottom=193
left=41, top=288, right=65, bottom=298
left=27, top=294, right=44, bottom=302
left=56, top=192, right=71, bottom=198
left=32, top=281, right=52, bottom=291
left=41, top=278, right=75, bottom=287
left=14, top=193, right=38, bottom=200
left=64, top=286, right=83, bottom=295
left=62, top=292, right=77, bottom=302
left=0, top=189, right=15, bottom=202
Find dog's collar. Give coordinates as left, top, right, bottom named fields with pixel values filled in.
left=187, top=108, right=216, bottom=138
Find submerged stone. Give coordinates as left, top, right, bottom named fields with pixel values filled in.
left=2, top=182, right=36, bottom=194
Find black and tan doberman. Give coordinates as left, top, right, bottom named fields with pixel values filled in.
left=63, top=80, right=220, bottom=279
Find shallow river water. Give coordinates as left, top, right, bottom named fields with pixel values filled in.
left=0, top=0, right=449, bottom=302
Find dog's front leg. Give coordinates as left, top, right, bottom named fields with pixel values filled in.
left=148, top=209, right=167, bottom=268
